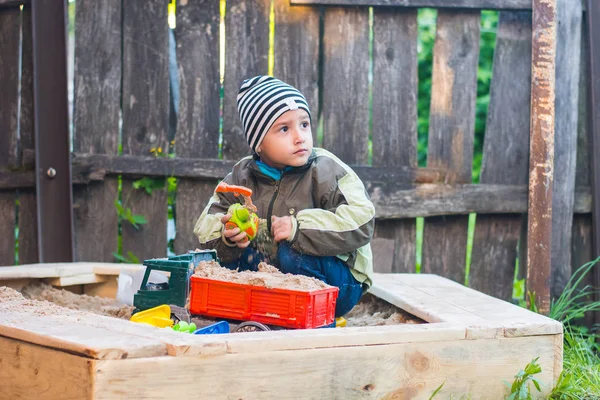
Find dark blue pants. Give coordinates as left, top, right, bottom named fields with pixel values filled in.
left=221, top=243, right=364, bottom=317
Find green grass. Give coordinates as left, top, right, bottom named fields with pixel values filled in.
left=507, top=258, right=600, bottom=399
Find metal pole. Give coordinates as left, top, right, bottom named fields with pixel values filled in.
left=31, top=0, right=74, bottom=262
left=586, top=0, right=600, bottom=323
left=527, top=0, right=557, bottom=315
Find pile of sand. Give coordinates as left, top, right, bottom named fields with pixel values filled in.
left=20, top=282, right=134, bottom=320
left=345, top=294, right=424, bottom=326
left=0, top=286, right=94, bottom=318
left=193, top=260, right=331, bottom=292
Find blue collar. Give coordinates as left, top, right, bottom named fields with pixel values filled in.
left=256, top=160, right=292, bottom=181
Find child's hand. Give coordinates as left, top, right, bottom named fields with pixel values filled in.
left=271, top=216, right=293, bottom=242
left=221, top=214, right=250, bottom=248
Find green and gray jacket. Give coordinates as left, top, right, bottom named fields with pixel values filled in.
left=193, top=148, right=375, bottom=287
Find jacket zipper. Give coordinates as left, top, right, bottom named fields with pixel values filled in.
left=266, top=174, right=284, bottom=233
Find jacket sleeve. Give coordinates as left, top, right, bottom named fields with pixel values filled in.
left=290, top=170, right=375, bottom=257
left=193, top=182, right=246, bottom=263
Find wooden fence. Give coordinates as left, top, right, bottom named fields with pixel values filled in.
left=0, top=0, right=595, bottom=310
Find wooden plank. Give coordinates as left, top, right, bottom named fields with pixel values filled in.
left=470, top=12, right=532, bottom=301
left=31, top=0, right=73, bottom=262
left=72, top=0, right=121, bottom=263
left=322, top=7, right=370, bottom=165
left=0, top=336, right=92, bottom=399
left=371, top=8, right=418, bottom=274
left=273, top=0, right=320, bottom=144
left=122, top=0, right=170, bottom=261
left=0, top=0, right=29, bottom=7
left=95, top=335, right=558, bottom=399
left=0, top=303, right=167, bottom=360
left=291, top=0, right=533, bottom=10
left=0, top=8, right=20, bottom=266
left=69, top=153, right=444, bottom=183
left=201, top=323, right=468, bottom=356
left=571, top=19, right=595, bottom=328
left=17, top=6, right=38, bottom=265
left=0, top=262, right=94, bottom=279
left=421, top=11, right=480, bottom=284
left=45, top=274, right=108, bottom=287
left=174, top=0, right=221, bottom=255
left=585, top=0, right=600, bottom=312
left=550, top=0, right=582, bottom=299
left=375, top=273, right=561, bottom=333
left=370, top=281, right=487, bottom=324
left=527, top=0, right=557, bottom=315
left=222, top=0, right=270, bottom=160
left=83, top=277, right=119, bottom=299
left=2, top=167, right=594, bottom=216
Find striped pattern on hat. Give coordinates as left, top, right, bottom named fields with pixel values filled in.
left=237, top=76, right=311, bottom=152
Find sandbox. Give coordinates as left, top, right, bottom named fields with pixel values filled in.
left=0, top=262, right=562, bottom=399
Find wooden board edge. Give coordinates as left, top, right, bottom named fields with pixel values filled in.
left=93, top=335, right=558, bottom=399
left=45, top=273, right=108, bottom=287
left=0, top=335, right=94, bottom=399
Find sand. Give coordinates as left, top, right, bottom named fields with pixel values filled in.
left=20, top=282, right=134, bottom=319
left=345, top=293, right=424, bottom=326
left=193, top=260, right=331, bottom=292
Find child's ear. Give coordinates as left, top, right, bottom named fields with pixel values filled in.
left=256, top=146, right=261, bottom=154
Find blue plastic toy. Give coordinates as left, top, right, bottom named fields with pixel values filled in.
left=193, top=321, right=230, bottom=335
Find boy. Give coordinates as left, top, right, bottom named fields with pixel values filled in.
left=194, top=76, right=375, bottom=317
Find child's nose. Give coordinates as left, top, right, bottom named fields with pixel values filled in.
left=293, top=129, right=305, bottom=144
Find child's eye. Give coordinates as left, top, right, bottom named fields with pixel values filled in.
left=280, top=126, right=288, bottom=133
left=301, top=121, right=309, bottom=129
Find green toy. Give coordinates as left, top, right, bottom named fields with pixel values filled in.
left=168, top=321, right=197, bottom=333
left=133, top=250, right=219, bottom=320
left=226, top=203, right=259, bottom=241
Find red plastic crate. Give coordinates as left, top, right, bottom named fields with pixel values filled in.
left=189, top=275, right=339, bottom=329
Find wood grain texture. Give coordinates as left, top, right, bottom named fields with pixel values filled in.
left=570, top=21, right=595, bottom=328
left=94, top=335, right=558, bottom=399
left=470, top=12, right=532, bottom=301
left=322, top=7, right=370, bottom=164
left=0, top=9, right=20, bottom=265
left=121, top=0, right=170, bottom=260
left=551, top=0, right=583, bottom=299
left=222, top=0, right=270, bottom=160
left=274, top=0, right=319, bottom=145
left=421, top=11, right=480, bottom=284
left=0, top=336, right=92, bottom=400
left=72, top=0, right=121, bottom=262
left=174, top=0, right=221, bottom=254
left=527, top=0, right=557, bottom=315
left=371, top=8, right=418, bottom=273
left=291, top=0, right=533, bottom=10
left=17, top=7, right=37, bottom=265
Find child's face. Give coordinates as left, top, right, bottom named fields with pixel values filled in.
left=257, top=109, right=313, bottom=170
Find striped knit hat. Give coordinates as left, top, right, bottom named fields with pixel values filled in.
left=237, top=76, right=311, bottom=153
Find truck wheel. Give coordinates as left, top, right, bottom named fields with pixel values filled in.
left=233, top=321, right=271, bottom=332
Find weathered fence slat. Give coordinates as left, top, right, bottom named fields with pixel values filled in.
left=174, top=0, right=221, bottom=254
left=121, top=0, right=169, bottom=260
left=0, top=8, right=20, bottom=265
left=291, top=0, right=532, bottom=11
left=421, top=10, right=480, bottom=284
left=274, top=0, right=320, bottom=144
left=550, top=0, right=583, bottom=299
left=585, top=0, right=600, bottom=316
left=222, top=0, right=271, bottom=161
left=571, top=16, right=595, bottom=327
left=17, top=6, right=37, bottom=265
left=527, top=0, right=557, bottom=315
left=322, top=6, right=370, bottom=164
left=371, top=8, right=418, bottom=273
left=72, top=0, right=121, bottom=262
left=470, top=12, right=532, bottom=301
